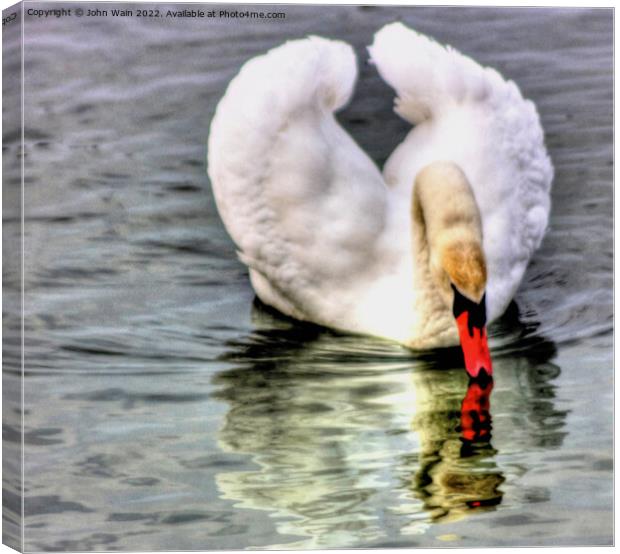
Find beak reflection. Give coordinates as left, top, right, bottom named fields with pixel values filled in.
left=459, top=374, right=493, bottom=444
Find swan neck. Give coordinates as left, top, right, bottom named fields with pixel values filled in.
left=412, top=161, right=486, bottom=303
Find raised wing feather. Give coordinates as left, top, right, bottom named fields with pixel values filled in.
left=208, top=37, right=388, bottom=327
left=368, top=22, right=494, bottom=125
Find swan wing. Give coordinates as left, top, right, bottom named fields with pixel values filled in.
left=369, top=23, right=553, bottom=321
left=208, top=37, right=389, bottom=328
left=368, top=22, right=501, bottom=125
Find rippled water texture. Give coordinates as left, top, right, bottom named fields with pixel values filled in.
left=3, top=4, right=613, bottom=550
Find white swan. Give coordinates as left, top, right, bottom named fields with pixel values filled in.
left=207, top=22, right=553, bottom=377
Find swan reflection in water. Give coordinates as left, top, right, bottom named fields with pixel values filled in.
left=211, top=300, right=566, bottom=548
left=412, top=372, right=501, bottom=524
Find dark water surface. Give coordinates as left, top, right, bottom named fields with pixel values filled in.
left=3, top=4, right=613, bottom=550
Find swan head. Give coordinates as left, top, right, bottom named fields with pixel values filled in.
left=429, top=237, right=492, bottom=379
left=414, top=161, right=493, bottom=379
left=445, top=245, right=492, bottom=380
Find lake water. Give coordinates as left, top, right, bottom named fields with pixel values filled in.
left=2, top=4, right=613, bottom=550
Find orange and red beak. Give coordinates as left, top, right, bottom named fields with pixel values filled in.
left=452, top=285, right=493, bottom=379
